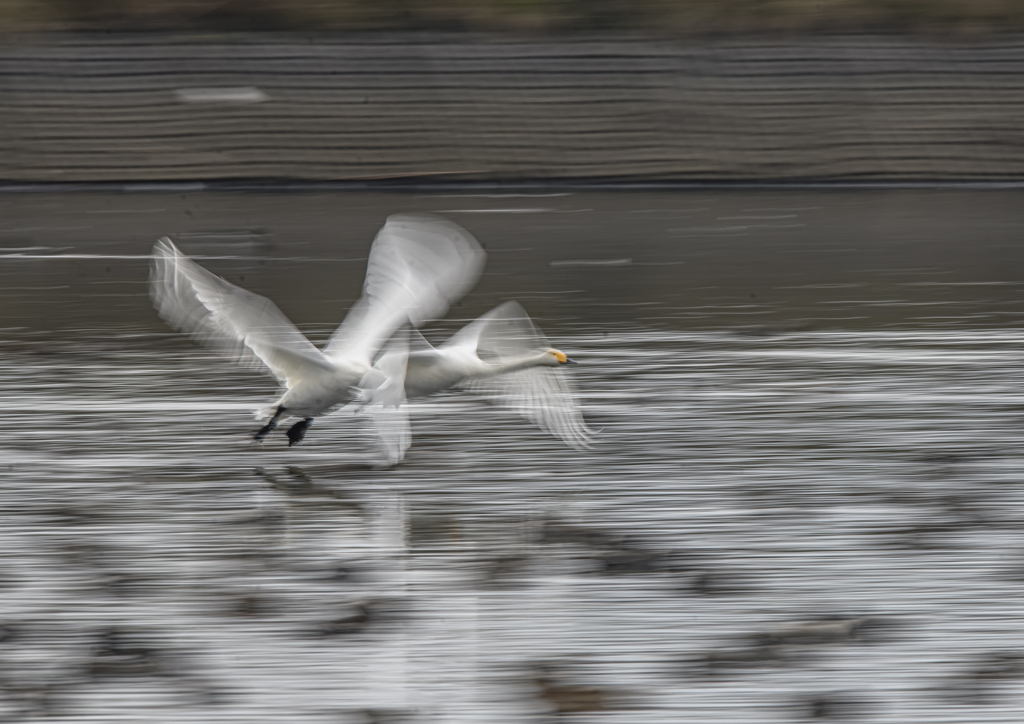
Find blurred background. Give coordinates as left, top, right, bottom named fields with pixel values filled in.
left=3, top=4, right=1024, bottom=724
left=2, top=1, right=1024, bottom=182
left=3, top=0, right=1024, bottom=34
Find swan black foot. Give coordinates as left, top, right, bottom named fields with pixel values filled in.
left=254, top=406, right=287, bottom=443
left=287, top=417, right=314, bottom=447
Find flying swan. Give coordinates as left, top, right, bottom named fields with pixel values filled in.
left=150, top=214, right=486, bottom=453
left=379, top=300, right=593, bottom=450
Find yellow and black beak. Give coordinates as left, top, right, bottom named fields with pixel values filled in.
left=563, top=357, right=578, bottom=365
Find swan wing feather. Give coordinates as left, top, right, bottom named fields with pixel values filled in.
left=463, top=366, right=594, bottom=450
left=442, top=300, right=542, bottom=360
left=150, top=237, right=333, bottom=388
left=326, top=214, right=486, bottom=365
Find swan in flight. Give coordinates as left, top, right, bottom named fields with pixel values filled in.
left=150, top=214, right=486, bottom=452
left=391, top=301, right=593, bottom=450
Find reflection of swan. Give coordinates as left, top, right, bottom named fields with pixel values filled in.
left=394, top=301, right=593, bottom=449
left=150, top=214, right=485, bottom=449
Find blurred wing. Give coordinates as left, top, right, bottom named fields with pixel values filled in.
left=326, top=214, right=486, bottom=366
left=361, top=329, right=411, bottom=465
left=463, top=367, right=593, bottom=450
left=451, top=301, right=593, bottom=449
left=150, top=237, right=333, bottom=388
left=443, top=300, right=541, bottom=358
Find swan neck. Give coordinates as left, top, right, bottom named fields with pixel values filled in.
left=488, top=351, right=549, bottom=375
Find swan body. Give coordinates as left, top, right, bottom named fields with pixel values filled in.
left=150, top=214, right=485, bottom=454
left=404, top=346, right=568, bottom=399
left=388, top=301, right=593, bottom=449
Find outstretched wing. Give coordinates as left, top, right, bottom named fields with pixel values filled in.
left=466, top=367, right=594, bottom=450
left=150, top=237, right=333, bottom=388
left=454, top=301, right=594, bottom=450
left=441, top=300, right=528, bottom=355
left=325, top=214, right=486, bottom=366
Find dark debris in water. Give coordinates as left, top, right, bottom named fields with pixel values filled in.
left=343, top=708, right=417, bottom=724
left=696, top=643, right=788, bottom=676
left=791, top=691, right=876, bottom=720
left=475, top=554, right=534, bottom=588
left=757, top=616, right=892, bottom=647
left=538, top=520, right=694, bottom=577
left=528, top=661, right=626, bottom=716
left=942, top=651, right=1024, bottom=705
left=695, top=616, right=895, bottom=677
left=85, top=628, right=224, bottom=705
left=308, top=598, right=407, bottom=639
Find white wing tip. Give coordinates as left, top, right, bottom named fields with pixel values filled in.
left=153, top=236, right=177, bottom=257
left=561, top=422, right=598, bottom=451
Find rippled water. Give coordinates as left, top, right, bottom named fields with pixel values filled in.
left=2, top=190, right=1024, bottom=722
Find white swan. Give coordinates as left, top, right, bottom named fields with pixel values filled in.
left=391, top=301, right=593, bottom=450
left=150, top=214, right=486, bottom=453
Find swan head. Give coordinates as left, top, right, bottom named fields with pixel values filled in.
left=544, top=349, right=578, bottom=366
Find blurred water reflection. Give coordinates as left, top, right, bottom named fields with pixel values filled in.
left=2, top=190, right=1024, bottom=721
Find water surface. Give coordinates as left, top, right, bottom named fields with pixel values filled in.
left=2, top=190, right=1024, bottom=722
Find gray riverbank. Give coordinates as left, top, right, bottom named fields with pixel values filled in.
left=2, top=33, right=1023, bottom=183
